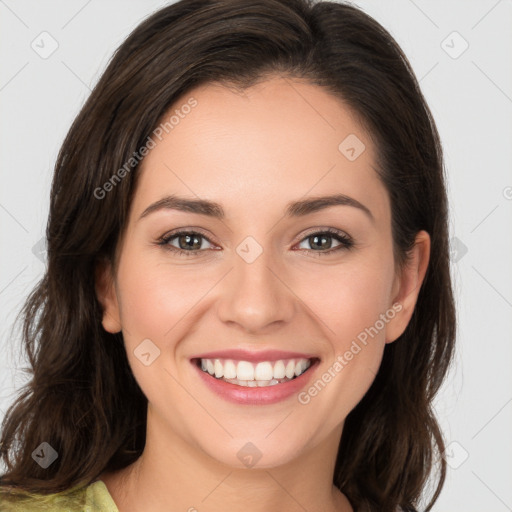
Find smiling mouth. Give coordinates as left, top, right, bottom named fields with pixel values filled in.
left=192, top=357, right=319, bottom=387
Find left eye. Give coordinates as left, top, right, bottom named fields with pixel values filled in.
left=158, top=231, right=214, bottom=255
left=296, top=230, right=353, bottom=253
left=157, top=229, right=353, bottom=257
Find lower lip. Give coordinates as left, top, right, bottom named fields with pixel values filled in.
left=192, top=359, right=320, bottom=405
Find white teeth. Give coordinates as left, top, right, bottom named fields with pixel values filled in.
left=198, top=357, right=313, bottom=385
left=223, top=360, right=237, bottom=379
left=254, top=361, right=273, bottom=380
left=295, top=359, right=309, bottom=377
left=236, top=361, right=255, bottom=381
left=214, top=359, right=223, bottom=378
left=273, top=360, right=286, bottom=379
left=285, top=360, right=296, bottom=379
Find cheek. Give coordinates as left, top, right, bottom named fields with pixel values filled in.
left=294, top=259, right=396, bottom=425
left=113, top=247, right=229, bottom=399
left=113, top=250, right=206, bottom=400
left=115, top=246, right=209, bottom=341
left=299, top=257, right=395, bottom=347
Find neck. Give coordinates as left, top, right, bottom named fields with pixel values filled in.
left=101, top=407, right=353, bottom=512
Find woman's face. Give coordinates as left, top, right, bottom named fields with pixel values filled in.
left=97, top=76, right=428, bottom=469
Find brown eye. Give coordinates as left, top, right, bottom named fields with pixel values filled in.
left=158, top=231, right=214, bottom=257
left=296, top=229, right=354, bottom=255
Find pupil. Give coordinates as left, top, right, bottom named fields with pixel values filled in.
left=180, top=234, right=200, bottom=250
left=311, top=234, right=330, bottom=250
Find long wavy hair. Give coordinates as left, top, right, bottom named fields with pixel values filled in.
left=0, top=1, right=456, bottom=510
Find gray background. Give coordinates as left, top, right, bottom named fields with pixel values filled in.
left=1, top=1, right=511, bottom=510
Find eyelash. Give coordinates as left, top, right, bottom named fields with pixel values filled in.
left=156, top=228, right=354, bottom=258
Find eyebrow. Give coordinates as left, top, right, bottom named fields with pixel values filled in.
left=138, top=193, right=374, bottom=222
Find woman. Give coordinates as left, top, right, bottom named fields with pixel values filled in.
left=0, top=0, right=455, bottom=510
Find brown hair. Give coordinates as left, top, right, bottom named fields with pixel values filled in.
left=0, top=1, right=455, bottom=510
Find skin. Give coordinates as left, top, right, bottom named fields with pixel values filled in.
left=96, top=75, right=430, bottom=512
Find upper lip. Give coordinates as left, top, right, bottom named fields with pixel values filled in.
left=191, top=349, right=319, bottom=363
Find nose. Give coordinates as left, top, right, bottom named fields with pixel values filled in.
left=216, top=243, right=295, bottom=334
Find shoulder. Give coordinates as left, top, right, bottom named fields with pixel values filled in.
left=0, top=483, right=85, bottom=512
left=0, top=480, right=118, bottom=512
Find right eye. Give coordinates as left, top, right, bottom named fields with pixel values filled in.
left=157, top=230, right=216, bottom=257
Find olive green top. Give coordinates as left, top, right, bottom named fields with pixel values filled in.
left=0, top=480, right=119, bottom=512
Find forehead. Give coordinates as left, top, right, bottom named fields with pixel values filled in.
left=131, top=76, right=388, bottom=223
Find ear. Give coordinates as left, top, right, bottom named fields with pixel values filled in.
left=385, top=230, right=430, bottom=344
left=95, top=258, right=122, bottom=333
